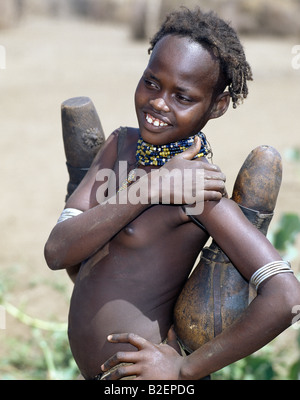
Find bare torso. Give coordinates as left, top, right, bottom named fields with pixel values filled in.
left=68, top=201, right=209, bottom=379
left=66, top=127, right=209, bottom=378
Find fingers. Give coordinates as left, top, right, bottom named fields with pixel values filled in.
left=172, top=150, right=226, bottom=183
left=200, top=160, right=222, bottom=172
left=100, top=333, right=150, bottom=373
left=180, top=136, right=202, bottom=160
left=203, top=172, right=226, bottom=198
left=157, top=142, right=227, bottom=204
left=197, top=161, right=226, bottom=181
left=101, top=362, right=139, bottom=380
left=204, top=176, right=226, bottom=190
left=167, top=325, right=177, bottom=343
left=107, top=332, right=148, bottom=350
left=101, top=350, right=140, bottom=374
left=100, top=333, right=154, bottom=380
left=166, top=325, right=178, bottom=349
left=100, top=331, right=184, bottom=380
left=204, top=170, right=226, bottom=182
left=203, top=190, right=223, bottom=201
left=166, top=325, right=181, bottom=354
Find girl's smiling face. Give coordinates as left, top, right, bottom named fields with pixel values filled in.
left=135, top=34, right=229, bottom=145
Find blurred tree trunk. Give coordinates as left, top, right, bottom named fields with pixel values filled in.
left=0, top=0, right=22, bottom=29
left=131, top=0, right=162, bottom=40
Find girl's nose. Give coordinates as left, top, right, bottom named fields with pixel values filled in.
left=149, top=97, right=170, bottom=112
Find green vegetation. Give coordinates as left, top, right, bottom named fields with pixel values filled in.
left=0, top=287, right=79, bottom=380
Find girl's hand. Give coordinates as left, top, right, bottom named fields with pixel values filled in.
left=155, top=136, right=227, bottom=204
left=100, top=327, right=186, bottom=380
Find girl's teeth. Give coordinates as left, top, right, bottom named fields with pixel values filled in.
left=146, top=114, right=167, bottom=127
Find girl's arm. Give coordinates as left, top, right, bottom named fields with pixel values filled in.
left=44, top=134, right=226, bottom=270
left=99, top=198, right=300, bottom=380
left=44, top=130, right=150, bottom=270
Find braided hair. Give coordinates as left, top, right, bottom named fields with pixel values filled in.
left=148, top=7, right=253, bottom=109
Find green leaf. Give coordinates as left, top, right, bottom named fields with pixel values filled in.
left=272, top=213, right=300, bottom=251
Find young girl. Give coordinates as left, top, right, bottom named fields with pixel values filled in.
left=44, top=8, right=300, bottom=380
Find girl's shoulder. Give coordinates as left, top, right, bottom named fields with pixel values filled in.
left=117, top=126, right=140, bottom=139
left=113, top=127, right=140, bottom=160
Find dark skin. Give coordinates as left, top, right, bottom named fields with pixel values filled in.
left=44, top=35, right=300, bottom=380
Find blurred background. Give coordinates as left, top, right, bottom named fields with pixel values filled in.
left=0, top=0, right=300, bottom=379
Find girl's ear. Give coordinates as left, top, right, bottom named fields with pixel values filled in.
left=209, top=92, right=230, bottom=120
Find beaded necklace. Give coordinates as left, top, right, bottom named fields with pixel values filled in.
left=118, top=132, right=211, bottom=192
left=136, top=132, right=211, bottom=166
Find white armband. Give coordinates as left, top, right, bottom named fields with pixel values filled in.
left=250, top=260, right=293, bottom=290
left=56, top=208, right=83, bottom=224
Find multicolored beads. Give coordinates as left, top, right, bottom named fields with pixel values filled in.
left=117, top=132, right=212, bottom=192
left=136, top=132, right=211, bottom=166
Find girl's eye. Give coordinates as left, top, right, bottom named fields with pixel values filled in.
left=176, top=94, right=192, bottom=103
left=144, top=78, right=159, bottom=89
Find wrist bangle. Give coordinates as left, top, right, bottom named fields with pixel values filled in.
left=250, top=260, right=293, bottom=290
left=56, top=208, right=83, bottom=224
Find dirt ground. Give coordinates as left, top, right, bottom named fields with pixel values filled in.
left=0, top=15, right=300, bottom=378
